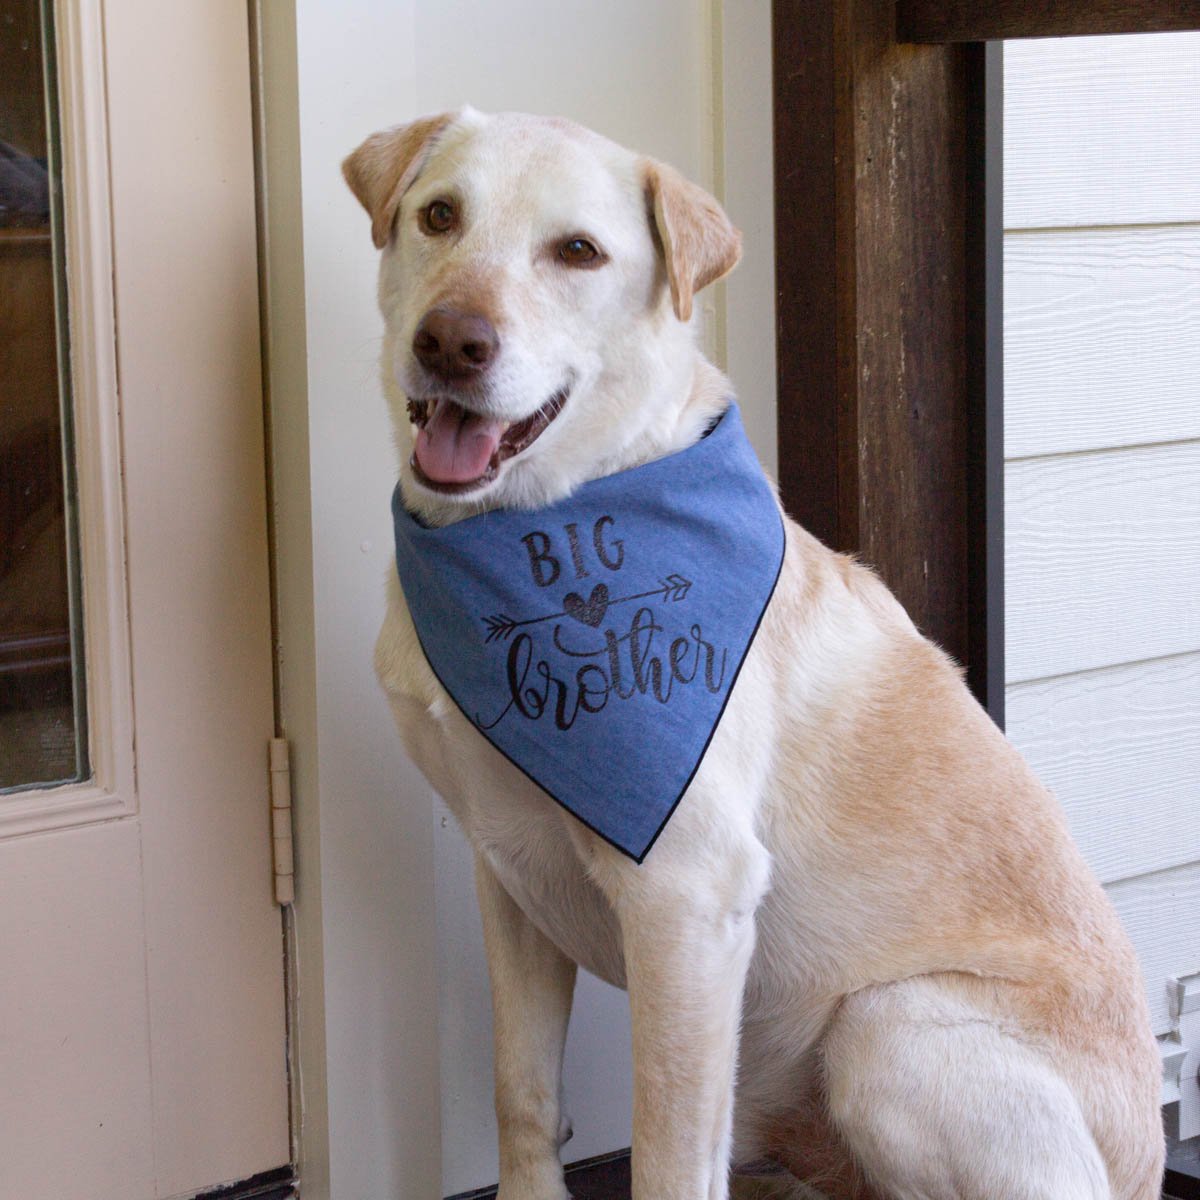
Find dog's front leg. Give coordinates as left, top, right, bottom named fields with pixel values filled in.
left=475, top=853, right=578, bottom=1200
left=589, top=826, right=770, bottom=1200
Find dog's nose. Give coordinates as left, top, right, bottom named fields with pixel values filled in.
left=412, top=308, right=499, bottom=380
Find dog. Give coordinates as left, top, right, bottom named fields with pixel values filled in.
left=343, top=108, right=1163, bottom=1200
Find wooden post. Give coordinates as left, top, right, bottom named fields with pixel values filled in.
left=772, top=1, right=1001, bottom=715
left=898, top=0, right=1200, bottom=41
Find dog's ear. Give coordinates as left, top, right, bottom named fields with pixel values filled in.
left=342, top=112, right=455, bottom=250
left=643, top=159, right=742, bottom=323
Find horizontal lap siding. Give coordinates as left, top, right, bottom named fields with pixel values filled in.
left=1005, top=440, right=1200, bottom=683
left=1004, top=34, right=1200, bottom=1009
left=1005, top=227, right=1200, bottom=460
left=1007, top=653, right=1200, bottom=884
left=1005, top=33, right=1200, bottom=230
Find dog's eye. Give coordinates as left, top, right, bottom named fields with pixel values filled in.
left=559, top=237, right=603, bottom=267
left=421, top=199, right=457, bottom=234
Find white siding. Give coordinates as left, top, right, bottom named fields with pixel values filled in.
left=1005, top=32, right=1200, bottom=229
left=1008, top=653, right=1200, bottom=884
left=1004, top=34, right=1200, bottom=1036
left=1005, top=441, right=1200, bottom=682
left=1005, top=227, right=1200, bottom=459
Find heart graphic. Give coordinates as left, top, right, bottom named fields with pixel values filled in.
left=563, top=583, right=610, bottom=628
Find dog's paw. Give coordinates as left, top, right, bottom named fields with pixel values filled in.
left=496, top=1164, right=571, bottom=1200
left=496, top=1186, right=570, bottom=1200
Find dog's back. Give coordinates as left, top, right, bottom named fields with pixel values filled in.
left=737, top=523, right=1162, bottom=1197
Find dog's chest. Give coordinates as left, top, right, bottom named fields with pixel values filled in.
left=455, top=762, right=629, bottom=989
left=479, top=832, right=628, bottom=988
left=377, top=586, right=628, bottom=984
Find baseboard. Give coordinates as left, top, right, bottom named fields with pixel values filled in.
left=192, top=1165, right=296, bottom=1200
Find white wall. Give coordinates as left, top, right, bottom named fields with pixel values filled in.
left=266, top=3, right=776, bottom=1196
left=292, top=8, right=442, bottom=1198
left=1004, top=33, right=1200, bottom=1042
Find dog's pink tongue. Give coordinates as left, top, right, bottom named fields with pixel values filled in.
left=414, top=400, right=505, bottom=484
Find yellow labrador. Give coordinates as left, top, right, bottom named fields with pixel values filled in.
left=343, top=109, right=1162, bottom=1200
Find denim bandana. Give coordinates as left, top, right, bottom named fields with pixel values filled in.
left=391, top=403, right=786, bottom=862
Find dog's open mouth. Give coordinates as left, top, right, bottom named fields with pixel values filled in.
left=407, top=387, right=568, bottom=493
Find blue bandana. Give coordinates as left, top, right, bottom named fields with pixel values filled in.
left=391, top=403, right=785, bottom=862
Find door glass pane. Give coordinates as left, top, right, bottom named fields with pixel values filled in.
left=0, top=0, right=87, bottom=791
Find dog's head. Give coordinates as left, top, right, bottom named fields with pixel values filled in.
left=343, top=108, right=741, bottom=520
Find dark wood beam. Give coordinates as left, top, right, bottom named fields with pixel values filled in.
left=898, top=0, right=1200, bottom=43
left=773, top=1, right=1002, bottom=714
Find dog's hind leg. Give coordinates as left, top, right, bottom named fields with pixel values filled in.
left=821, top=977, right=1113, bottom=1200
left=475, top=854, right=578, bottom=1200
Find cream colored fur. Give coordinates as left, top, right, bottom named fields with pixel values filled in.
left=344, top=109, right=1163, bottom=1200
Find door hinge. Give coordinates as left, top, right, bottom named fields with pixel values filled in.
left=268, top=738, right=294, bottom=906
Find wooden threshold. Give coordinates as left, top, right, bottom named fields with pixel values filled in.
left=446, top=1152, right=1190, bottom=1199
left=1167, top=1155, right=1200, bottom=1200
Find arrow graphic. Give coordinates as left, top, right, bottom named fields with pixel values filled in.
left=482, top=573, right=693, bottom=643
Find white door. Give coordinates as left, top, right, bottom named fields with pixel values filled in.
left=0, top=3, right=289, bottom=1198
